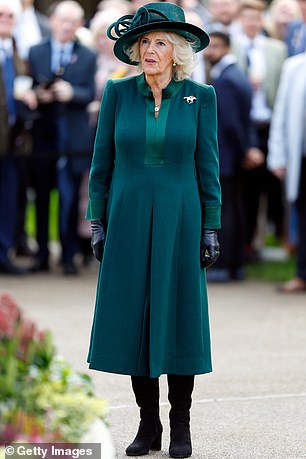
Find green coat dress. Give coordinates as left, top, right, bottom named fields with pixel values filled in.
left=86, top=73, right=221, bottom=378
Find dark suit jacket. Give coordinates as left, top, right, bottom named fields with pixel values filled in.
left=0, top=42, right=28, bottom=156
left=212, top=62, right=254, bottom=177
left=28, top=38, right=96, bottom=169
left=286, top=20, right=306, bottom=56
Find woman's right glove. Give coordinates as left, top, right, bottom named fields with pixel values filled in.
left=90, top=219, right=106, bottom=262
left=200, top=229, right=220, bottom=269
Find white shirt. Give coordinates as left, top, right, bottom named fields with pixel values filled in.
left=303, top=87, right=306, bottom=156
left=0, top=38, right=13, bottom=62
left=241, top=34, right=272, bottom=123
left=14, top=7, right=42, bottom=60
left=51, top=40, right=74, bottom=74
left=191, top=51, right=206, bottom=84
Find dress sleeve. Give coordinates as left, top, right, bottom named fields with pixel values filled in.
left=195, top=85, right=222, bottom=229
left=86, top=79, right=116, bottom=220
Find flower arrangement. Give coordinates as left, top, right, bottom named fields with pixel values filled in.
left=0, top=293, right=108, bottom=445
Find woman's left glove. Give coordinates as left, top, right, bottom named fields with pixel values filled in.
left=90, top=219, right=106, bottom=262
left=200, top=229, right=220, bottom=269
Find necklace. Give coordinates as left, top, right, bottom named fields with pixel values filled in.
left=155, top=103, right=161, bottom=112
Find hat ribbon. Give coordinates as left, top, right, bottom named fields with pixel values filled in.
left=107, top=7, right=169, bottom=41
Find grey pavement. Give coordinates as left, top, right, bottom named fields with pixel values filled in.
left=1, top=264, right=306, bottom=459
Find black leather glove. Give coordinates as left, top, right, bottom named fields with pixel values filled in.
left=90, top=219, right=106, bottom=262
left=200, top=229, right=220, bottom=269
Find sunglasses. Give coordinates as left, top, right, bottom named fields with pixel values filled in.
left=0, top=12, right=14, bottom=19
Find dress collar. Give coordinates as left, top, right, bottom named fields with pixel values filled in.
left=136, top=72, right=184, bottom=100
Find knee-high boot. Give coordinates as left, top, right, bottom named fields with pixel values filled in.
left=126, top=376, right=163, bottom=456
left=167, top=374, right=195, bottom=458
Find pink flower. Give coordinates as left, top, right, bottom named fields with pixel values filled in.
left=16, top=318, right=37, bottom=357
left=0, top=293, right=21, bottom=338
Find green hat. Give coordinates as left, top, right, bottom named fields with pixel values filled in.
left=107, top=2, right=210, bottom=65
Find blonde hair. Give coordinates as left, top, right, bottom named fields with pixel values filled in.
left=126, top=32, right=197, bottom=81
left=264, top=0, right=301, bottom=39
left=90, top=11, right=116, bottom=41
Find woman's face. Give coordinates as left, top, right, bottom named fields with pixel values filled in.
left=139, top=31, right=174, bottom=79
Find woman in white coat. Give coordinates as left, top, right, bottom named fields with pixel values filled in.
left=267, top=52, right=306, bottom=292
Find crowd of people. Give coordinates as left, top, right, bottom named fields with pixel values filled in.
left=0, top=0, right=305, bottom=289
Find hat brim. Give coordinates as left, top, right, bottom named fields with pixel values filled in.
left=113, top=21, right=210, bottom=65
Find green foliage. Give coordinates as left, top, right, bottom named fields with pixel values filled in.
left=0, top=293, right=107, bottom=444
left=25, top=189, right=59, bottom=241
left=246, top=256, right=296, bottom=282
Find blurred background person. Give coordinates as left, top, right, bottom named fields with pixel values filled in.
left=180, top=0, right=211, bottom=26
left=88, top=8, right=131, bottom=123
left=285, top=0, right=306, bottom=55
left=77, top=6, right=133, bottom=265
left=208, top=0, right=241, bottom=37
left=232, top=0, right=287, bottom=262
left=284, top=0, right=306, bottom=253
left=267, top=51, right=306, bottom=293
left=0, top=0, right=36, bottom=274
left=264, top=0, right=301, bottom=41
left=28, top=0, right=96, bottom=274
left=205, top=29, right=261, bottom=282
left=13, top=0, right=50, bottom=258
left=185, top=9, right=207, bottom=82
left=96, top=0, right=131, bottom=17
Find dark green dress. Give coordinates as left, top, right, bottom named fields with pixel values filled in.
left=86, top=73, right=221, bottom=378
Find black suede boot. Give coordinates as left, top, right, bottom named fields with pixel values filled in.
left=126, top=376, right=163, bottom=456
left=168, top=374, right=195, bottom=458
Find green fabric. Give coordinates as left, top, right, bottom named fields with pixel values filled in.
left=86, top=74, right=221, bottom=377
left=144, top=99, right=168, bottom=165
left=85, top=198, right=105, bottom=220
left=140, top=74, right=184, bottom=165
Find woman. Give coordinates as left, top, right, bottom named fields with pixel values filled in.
left=264, top=0, right=301, bottom=41
left=78, top=8, right=133, bottom=265
left=86, top=3, right=221, bottom=457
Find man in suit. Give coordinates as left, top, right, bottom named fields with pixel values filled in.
left=28, top=0, right=96, bottom=274
left=232, top=0, right=287, bottom=261
left=0, top=0, right=35, bottom=274
left=285, top=0, right=306, bottom=56
left=268, top=52, right=306, bottom=292
left=13, top=0, right=50, bottom=257
left=205, top=29, right=263, bottom=281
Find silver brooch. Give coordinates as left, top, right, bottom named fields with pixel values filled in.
left=184, top=96, right=197, bottom=104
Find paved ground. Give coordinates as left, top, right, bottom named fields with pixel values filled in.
left=1, top=263, right=306, bottom=459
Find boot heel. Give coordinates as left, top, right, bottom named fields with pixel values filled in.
left=150, top=431, right=162, bottom=451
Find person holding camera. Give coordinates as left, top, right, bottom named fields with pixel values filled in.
left=27, top=0, right=96, bottom=274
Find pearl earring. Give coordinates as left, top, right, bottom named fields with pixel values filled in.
left=173, top=62, right=177, bottom=67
